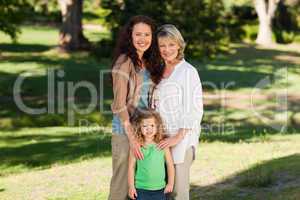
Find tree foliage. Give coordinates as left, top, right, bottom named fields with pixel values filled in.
left=0, top=0, right=29, bottom=40
left=273, top=0, right=300, bottom=43
left=101, top=0, right=239, bottom=58
left=101, top=0, right=166, bottom=42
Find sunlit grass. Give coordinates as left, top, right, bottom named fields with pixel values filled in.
left=0, top=127, right=299, bottom=199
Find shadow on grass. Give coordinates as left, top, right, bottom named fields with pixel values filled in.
left=190, top=154, right=300, bottom=200
left=199, top=69, right=270, bottom=90
left=0, top=132, right=112, bottom=176
left=195, top=43, right=300, bottom=90
left=0, top=53, right=113, bottom=129
left=0, top=43, right=53, bottom=53
left=1, top=42, right=299, bottom=133
left=199, top=43, right=300, bottom=70
left=0, top=53, right=111, bottom=96
left=200, top=121, right=300, bottom=143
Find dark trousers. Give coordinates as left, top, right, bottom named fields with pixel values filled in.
left=136, top=188, right=166, bottom=200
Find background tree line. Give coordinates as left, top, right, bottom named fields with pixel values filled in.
left=1, top=0, right=299, bottom=58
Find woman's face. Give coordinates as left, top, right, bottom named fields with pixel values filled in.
left=158, top=37, right=180, bottom=63
left=132, top=23, right=152, bottom=56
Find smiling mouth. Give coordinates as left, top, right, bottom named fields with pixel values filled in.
left=137, top=43, right=147, bottom=47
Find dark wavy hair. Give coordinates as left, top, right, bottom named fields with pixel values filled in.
left=112, top=15, right=164, bottom=84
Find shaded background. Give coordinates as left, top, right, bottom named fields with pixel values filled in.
left=0, top=0, right=300, bottom=199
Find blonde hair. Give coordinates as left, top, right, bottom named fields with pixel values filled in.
left=132, top=109, right=166, bottom=144
left=157, top=24, right=186, bottom=60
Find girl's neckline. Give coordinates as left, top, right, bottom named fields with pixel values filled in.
left=142, top=143, right=156, bottom=148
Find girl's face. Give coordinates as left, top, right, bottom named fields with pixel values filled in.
left=140, top=117, right=157, bottom=141
left=158, top=37, right=180, bottom=63
left=132, top=23, right=152, bottom=56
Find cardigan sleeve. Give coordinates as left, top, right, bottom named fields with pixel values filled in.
left=111, top=55, right=132, bottom=123
left=179, top=66, right=203, bottom=129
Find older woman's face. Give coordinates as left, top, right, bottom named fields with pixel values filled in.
left=132, top=23, right=152, bottom=56
left=158, top=37, right=180, bottom=63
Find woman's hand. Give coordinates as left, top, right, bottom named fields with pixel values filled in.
left=128, top=186, right=137, bottom=199
left=124, top=121, right=144, bottom=160
left=164, top=183, right=173, bottom=194
left=157, top=134, right=182, bottom=149
left=129, top=136, right=144, bottom=160
left=158, top=128, right=189, bottom=149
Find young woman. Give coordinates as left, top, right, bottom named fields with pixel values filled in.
left=108, top=15, right=162, bottom=200
left=128, top=109, right=174, bottom=200
left=151, top=24, right=204, bottom=200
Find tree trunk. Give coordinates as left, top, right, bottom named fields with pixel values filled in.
left=40, top=0, right=49, bottom=15
left=254, top=0, right=280, bottom=45
left=58, top=0, right=90, bottom=51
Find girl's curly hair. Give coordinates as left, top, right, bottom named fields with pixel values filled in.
left=132, top=108, right=166, bottom=145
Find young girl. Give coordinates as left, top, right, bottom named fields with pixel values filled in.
left=128, top=109, right=175, bottom=200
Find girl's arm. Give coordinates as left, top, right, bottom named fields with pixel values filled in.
left=164, top=147, right=175, bottom=193
left=128, top=150, right=137, bottom=199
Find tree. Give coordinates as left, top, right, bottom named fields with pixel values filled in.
left=101, top=0, right=166, bottom=44
left=166, top=0, right=228, bottom=58
left=253, top=0, right=280, bottom=45
left=58, top=0, right=90, bottom=51
left=0, top=0, right=28, bottom=40
left=101, top=0, right=232, bottom=58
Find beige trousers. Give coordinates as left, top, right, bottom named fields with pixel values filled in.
left=108, top=134, right=130, bottom=200
left=173, top=146, right=195, bottom=200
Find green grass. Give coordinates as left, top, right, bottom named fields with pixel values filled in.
left=0, top=127, right=111, bottom=176
left=0, top=128, right=299, bottom=199
left=0, top=26, right=112, bottom=129
left=1, top=26, right=300, bottom=130
left=1, top=25, right=300, bottom=199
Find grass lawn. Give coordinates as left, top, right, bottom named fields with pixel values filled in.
left=1, top=26, right=300, bottom=130
left=0, top=26, right=113, bottom=129
left=0, top=127, right=299, bottom=199
left=1, top=26, right=300, bottom=199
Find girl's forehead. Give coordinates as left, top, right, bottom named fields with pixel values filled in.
left=141, top=117, right=156, bottom=123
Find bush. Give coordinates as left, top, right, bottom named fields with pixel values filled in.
left=101, top=0, right=244, bottom=59
left=273, top=1, right=299, bottom=44
left=0, top=0, right=29, bottom=40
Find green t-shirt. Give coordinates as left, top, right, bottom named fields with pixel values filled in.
left=135, top=144, right=166, bottom=190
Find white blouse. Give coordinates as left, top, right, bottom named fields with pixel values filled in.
left=154, top=59, right=203, bottom=164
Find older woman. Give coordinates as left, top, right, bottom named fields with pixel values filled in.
left=152, top=24, right=203, bottom=200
